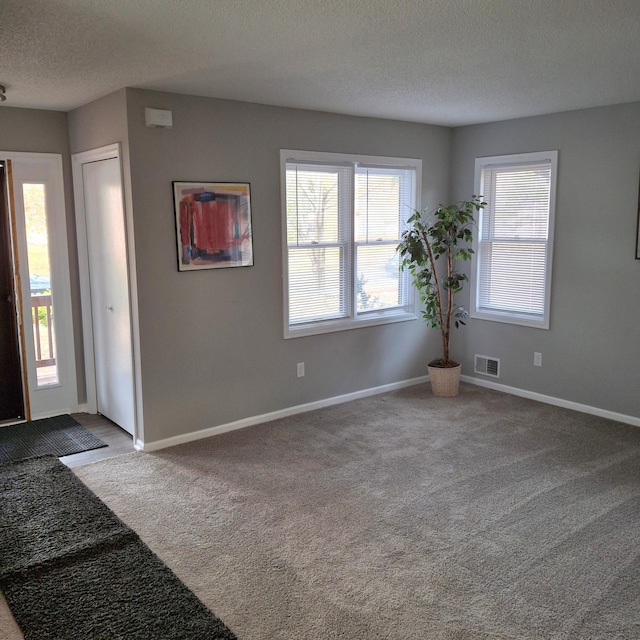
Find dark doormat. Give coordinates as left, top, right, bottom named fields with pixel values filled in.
left=0, top=456, right=237, bottom=640
left=0, top=414, right=107, bottom=463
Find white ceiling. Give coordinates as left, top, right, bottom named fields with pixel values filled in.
left=2, top=0, right=640, bottom=127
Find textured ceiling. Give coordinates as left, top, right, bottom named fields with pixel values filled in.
left=1, top=0, right=640, bottom=126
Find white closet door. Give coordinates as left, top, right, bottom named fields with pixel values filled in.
left=82, top=157, right=135, bottom=435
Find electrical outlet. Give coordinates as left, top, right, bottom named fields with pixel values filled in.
left=534, top=352, right=542, bottom=367
left=297, top=362, right=305, bottom=378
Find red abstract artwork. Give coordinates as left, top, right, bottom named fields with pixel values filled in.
left=173, top=182, right=253, bottom=270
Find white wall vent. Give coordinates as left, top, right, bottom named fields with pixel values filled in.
left=474, top=354, right=500, bottom=378
left=145, top=107, right=173, bottom=129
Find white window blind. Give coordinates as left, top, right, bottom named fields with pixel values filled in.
left=472, top=151, right=557, bottom=328
left=354, top=166, right=414, bottom=314
left=282, top=151, right=420, bottom=337
left=286, top=164, right=351, bottom=324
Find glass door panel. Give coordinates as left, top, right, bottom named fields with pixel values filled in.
left=23, top=183, right=58, bottom=386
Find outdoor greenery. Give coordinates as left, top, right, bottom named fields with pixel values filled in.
left=397, top=197, right=485, bottom=367
left=34, top=291, right=53, bottom=327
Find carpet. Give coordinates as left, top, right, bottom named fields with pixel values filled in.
left=67, top=383, right=640, bottom=640
left=2, top=383, right=640, bottom=639
left=0, top=456, right=236, bottom=640
left=0, top=414, right=106, bottom=463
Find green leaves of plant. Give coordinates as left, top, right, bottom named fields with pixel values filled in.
left=396, top=196, right=485, bottom=364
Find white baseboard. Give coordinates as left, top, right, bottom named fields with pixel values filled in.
left=29, top=404, right=89, bottom=421
left=461, top=375, right=640, bottom=428
left=137, top=373, right=638, bottom=452
left=139, top=375, right=429, bottom=452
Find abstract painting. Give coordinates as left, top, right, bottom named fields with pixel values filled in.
left=173, top=182, right=253, bottom=270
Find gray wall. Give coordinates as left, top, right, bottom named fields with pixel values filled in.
left=0, top=107, right=69, bottom=154
left=0, top=106, right=86, bottom=403
left=451, top=102, right=640, bottom=418
left=124, top=88, right=451, bottom=442
left=9, top=93, right=636, bottom=441
left=68, top=89, right=128, bottom=155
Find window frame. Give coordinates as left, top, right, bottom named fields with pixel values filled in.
left=281, top=149, right=421, bottom=339
left=470, top=150, right=558, bottom=329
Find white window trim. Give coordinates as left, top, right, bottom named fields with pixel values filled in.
left=281, top=149, right=421, bottom=339
left=470, top=150, right=558, bottom=329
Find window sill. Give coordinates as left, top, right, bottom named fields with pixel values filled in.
left=285, top=308, right=417, bottom=339
left=470, top=308, right=549, bottom=330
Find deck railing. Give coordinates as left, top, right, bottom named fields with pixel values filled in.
left=31, top=294, right=56, bottom=369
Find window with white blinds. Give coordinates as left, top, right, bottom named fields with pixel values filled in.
left=281, top=150, right=420, bottom=337
left=471, top=151, right=558, bottom=329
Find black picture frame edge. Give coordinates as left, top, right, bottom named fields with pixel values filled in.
left=172, top=180, right=254, bottom=272
left=636, top=172, right=640, bottom=260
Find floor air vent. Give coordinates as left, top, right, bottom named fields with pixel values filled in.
left=474, top=354, right=500, bottom=378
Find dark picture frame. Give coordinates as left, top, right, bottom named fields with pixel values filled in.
left=173, top=181, right=253, bottom=271
left=636, top=174, right=640, bottom=260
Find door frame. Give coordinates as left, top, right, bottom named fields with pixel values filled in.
left=72, top=143, right=143, bottom=446
left=0, top=161, right=26, bottom=422
left=1, top=151, right=79, bottom=419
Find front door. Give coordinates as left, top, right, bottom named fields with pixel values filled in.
left=1, top=152, right=77, bottom=419
left=0, top=162, right=24, bottom=421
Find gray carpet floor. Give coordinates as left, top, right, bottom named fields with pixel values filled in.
left=2, top=383, right=639, bottom=639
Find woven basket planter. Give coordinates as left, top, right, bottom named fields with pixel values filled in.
left=427, top=362, right=462, bottom=397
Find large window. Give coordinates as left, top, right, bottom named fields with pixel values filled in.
left=471, top=150, right=558, bottom=329
left=281, top=150, right=420, bottom=337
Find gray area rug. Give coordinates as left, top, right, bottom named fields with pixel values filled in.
left=2, top=383, right=640, bottom=639
left=0, top=414, right=106, bottom=463
left=0, top=456, right=236, bottom=640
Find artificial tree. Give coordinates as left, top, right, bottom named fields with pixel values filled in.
left=397, top=197, right=485, bottom=369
